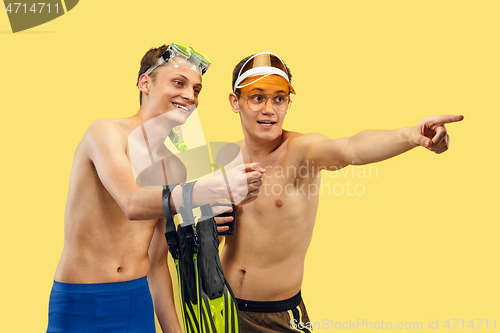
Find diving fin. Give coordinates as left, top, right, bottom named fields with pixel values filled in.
left=163, top=184, right=200, bottom=333
left=162, top=183, right=240, bottom=333
left=197, top=204, right=240, bottom=333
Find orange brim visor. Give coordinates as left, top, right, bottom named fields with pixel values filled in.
left=233, top=52, right=295, bottom=94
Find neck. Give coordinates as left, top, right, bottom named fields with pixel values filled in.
left=243, top=130, right=285, bottom=162
left=134, top=106, right=177, bottom=147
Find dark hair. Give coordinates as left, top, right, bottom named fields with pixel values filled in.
left=136, top=44, right=169, bottom=105
left=231, top=54, right=292, bottom=94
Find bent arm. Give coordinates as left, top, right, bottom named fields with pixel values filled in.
left=84, top=120, right=228, bottom=220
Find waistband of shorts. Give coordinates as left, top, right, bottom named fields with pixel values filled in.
left=237, top=290, right=302, bottom=313
left=52, top=276, right=149, bottom=293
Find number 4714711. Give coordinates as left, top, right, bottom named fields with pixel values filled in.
left=443, top=319, right=496, bottom=329
left=5, top=3, right=59, bottom=14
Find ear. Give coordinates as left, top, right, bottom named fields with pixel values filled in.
left=229, top=93, right=240, bottom=114
left=138, top=74, right=151, bottom=97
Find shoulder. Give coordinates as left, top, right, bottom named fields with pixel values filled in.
left=85, top=119, right=127, bottom=137
left=85, top=119, right=127, bottom=142
left=285, top=131, right=335, bottom=166
left=288, top=131, right=331, bottom=149
left=82, top=119, right=128, bottom=156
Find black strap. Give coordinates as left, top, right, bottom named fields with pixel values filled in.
left=199, top=204, right=214, bottom=221
left=162, top=184, right=180, bottom=259
left=179, top=181, right=199, bottom=253
left=162, top=50, right=172, bottom=62
left=179, top=181, right=197, bottom=226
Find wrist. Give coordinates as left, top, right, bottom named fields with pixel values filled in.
left=398, top=127, right=415, bottom=147
left=206, top=175, right=226, bottom=201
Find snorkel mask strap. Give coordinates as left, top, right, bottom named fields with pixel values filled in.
left=145, top=42, right=211, bottom=76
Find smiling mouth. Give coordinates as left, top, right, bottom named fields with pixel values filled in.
left=257, top=121, right=276, bottom=125
left=172, top=103, right=191, bottom=112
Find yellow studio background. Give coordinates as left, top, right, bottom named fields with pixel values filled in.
left=1, top=0, right=498, bottom=332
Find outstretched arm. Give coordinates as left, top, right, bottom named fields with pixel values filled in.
left=301, top=115, right=464, bottom=169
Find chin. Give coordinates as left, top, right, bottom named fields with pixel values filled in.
left=256, top=131, right=279, bottom=142
left=167, top=109, right=192, bottom=126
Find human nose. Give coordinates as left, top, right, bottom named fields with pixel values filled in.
left=181, top=87, right=195, bottom=103
left=261, top=97, right=275, bottom=114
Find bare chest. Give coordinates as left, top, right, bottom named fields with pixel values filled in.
left=240, top=162, right=320, bottom=228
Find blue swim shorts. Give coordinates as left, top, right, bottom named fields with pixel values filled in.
left=46, top=276, right=155, bottom=333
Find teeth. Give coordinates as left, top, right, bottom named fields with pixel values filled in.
left=173, top=103, right=189, bottom=111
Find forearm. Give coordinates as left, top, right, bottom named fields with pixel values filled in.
left=124, top=188, right=164, bottom=220
left=127, top=176, right=225, bottom=220
left=148, top=263, right=182, bottom=333
left=167, top=176, right=225, bottom=214
left=346, top=127, right=416, bottom=165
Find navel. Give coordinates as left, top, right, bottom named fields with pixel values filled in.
left=239, top=270, right=246, bottom=288
left=117, top=267, right=122, bottom=273
left=275, top=199, right=283, bottom=208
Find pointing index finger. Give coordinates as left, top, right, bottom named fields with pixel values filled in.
left=430, top=114, right=464, bottom=126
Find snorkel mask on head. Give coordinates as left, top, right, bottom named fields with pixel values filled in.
left=233, top=52, right=295, bottom=94
left=146, top=42, right=211, bottom=76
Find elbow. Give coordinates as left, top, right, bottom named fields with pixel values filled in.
left=340, top=142, right=356, bottom=166
left=125, top=209, right=138, bottom=221
left=123, top=199, right=141, bottom=221
left=125, top=210, right=139, bottom=221
left=345, top=152, right=360, bottom=166
left=343, top=137, right=365, bottom=166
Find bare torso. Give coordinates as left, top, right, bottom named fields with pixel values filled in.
left=221, top=130, right=321, bottom=301
left=54, top=117, right=183, bottom=284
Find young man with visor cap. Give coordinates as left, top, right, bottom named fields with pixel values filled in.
left=216, top=52, right=464, bottom=332
left=46, top=42, right=264, bottom=333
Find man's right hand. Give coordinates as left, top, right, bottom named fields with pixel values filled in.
left=221, top=162, right=266, bottom=206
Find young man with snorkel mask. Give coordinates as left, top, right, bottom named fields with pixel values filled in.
left=216, top=52, right=464, bottom=332
left=46, top=43, right=264, bottom=333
